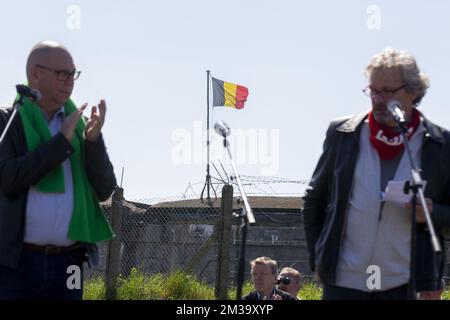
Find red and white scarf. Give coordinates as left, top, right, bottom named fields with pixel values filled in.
left=369, top=108, right=421, bottom=160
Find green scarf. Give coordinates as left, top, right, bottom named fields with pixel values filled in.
left=18, top=96, right=114, bottom=243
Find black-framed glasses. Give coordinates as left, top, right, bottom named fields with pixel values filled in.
left=277, top=277, right=294, bottom=285
left=36, top=64, right=81, bottom=81
left=362, top=84, right=406, bottom=98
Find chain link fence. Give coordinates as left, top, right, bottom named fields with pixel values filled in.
left=84, top=187, right=450, bottom=293
left=85, top=195, right=218, bottom=281
left=84, top=189, right=309, bottom=287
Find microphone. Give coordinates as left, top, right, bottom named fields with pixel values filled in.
left=16, top=85, right=42, bottom=102
left=214, top=121, right=230, bottom=137
left=387, top=100, right=406, bottom=123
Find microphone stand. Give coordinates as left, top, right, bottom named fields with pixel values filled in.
left=395, top=118, right=441, bottom=299
left=218, top=133, right=256, bottom=300
left=0, top=89, right=26, bottom=146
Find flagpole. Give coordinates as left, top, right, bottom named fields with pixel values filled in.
left=200, top=70, right=213, bottom=204
left=206, top=70, right=211, bottom=202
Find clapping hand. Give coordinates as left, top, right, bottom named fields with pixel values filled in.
left=85, top=99, right=107, bottom=142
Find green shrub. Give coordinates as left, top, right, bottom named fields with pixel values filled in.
left=83, top=277, right=105, bottom=300
left=441, top=286, right=450, bottom=300
left=299, top=281, right=323, bottom=300
left=117, top=268, right=164, bottom=300
left=163, top=270, right=215, bottom=300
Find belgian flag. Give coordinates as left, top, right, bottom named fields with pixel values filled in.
left=211, top=77, right=249, bottom=109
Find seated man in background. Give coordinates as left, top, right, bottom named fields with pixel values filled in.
left=277, top=267, right=302, bottom=298
left=243, top=256, right=297, bottom=300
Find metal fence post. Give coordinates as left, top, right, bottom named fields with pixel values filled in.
left=215, top=184, right=233, bottom=299
left=105, top=187, right=124, bottom=300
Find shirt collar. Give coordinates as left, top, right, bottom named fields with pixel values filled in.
left=256, top=287, right=276, bottom=300
left=42, top=106, right=65, bottom=122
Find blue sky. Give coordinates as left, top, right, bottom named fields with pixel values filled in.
left=1, top=1, right=450, bottom=201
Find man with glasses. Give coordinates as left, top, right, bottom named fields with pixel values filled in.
left=276, top=267, right=302, bottom=298
left=0, top=41, right=116, bottom=299
left=303, top=47, right=450, bottom=300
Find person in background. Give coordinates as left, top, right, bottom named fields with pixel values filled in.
left=277, top=267, right=302, bottom=298
left=242, top=256, right=298, bottom=300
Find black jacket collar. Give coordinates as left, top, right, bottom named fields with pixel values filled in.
left=336, top=110, right=446, bottom=144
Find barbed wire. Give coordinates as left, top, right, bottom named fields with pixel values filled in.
left=179, top=174, right=310, bottom=200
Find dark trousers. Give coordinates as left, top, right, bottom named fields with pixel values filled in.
left=0, top=247, right=85, bottom=300
left=323, top=284, right=414, bottom=300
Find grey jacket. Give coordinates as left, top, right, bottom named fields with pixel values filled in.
left=0, top=106, right=116, bottom=269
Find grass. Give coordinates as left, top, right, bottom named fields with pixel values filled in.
left=299, top=281, right=323, bottom=300
left=441, top=286, right=450, bottom=300
left=83, top=269, right=448, bottom=300
left=116, top=269, right=164, bottom=300
left=83, top=268, right=215, bottom=300
left=83, top=276, right=105, bottom=300
left=163, top=270, right=215, bottom=300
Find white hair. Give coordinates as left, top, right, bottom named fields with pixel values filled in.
left=365, top=47, right=430, bottom=105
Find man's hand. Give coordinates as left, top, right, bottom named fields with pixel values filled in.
left=61, top=103, right=87, bottom=142
left=405, top=198, right=433, bottom=223
left=85, top=99, right=107, bottom=142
